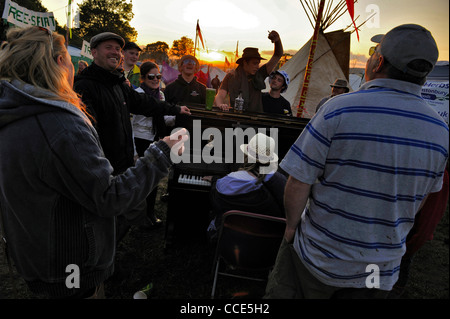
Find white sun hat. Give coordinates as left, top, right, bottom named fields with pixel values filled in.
left=240, top=133, right=279, bottom=173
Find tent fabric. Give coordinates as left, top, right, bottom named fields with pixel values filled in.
left=279, top=33, right=349, bottom=118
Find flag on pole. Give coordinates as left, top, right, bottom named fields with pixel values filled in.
left=196, top=20, right=205, bottom=49
left=345, top=0, right=359, bottom=41
left=67, top=0, right=80, bottom=39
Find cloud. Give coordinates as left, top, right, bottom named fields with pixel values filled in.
left=182, top=0, right=260, bottom=30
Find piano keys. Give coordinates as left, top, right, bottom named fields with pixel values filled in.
left=178, top=174, right=211, bottom=187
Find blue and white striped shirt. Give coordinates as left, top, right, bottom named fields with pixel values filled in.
left=280, top=78, right=449, bottom=291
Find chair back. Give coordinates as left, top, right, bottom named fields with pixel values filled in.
left=217, top=210, right=286, bottom=270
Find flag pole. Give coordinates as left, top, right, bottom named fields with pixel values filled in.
left=296, top=0, right=326, bottom=118
left=194, top=19, right=199, bottom=57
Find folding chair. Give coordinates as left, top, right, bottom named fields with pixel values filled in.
left=210, top=210, right=286, bottom=298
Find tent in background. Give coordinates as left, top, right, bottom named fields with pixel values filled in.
left=68, top=45, right=92, bottom=73
left=279, top=30, right=351, bottom=118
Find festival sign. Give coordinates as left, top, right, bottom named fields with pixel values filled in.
left=2, top=0, right=56, bottom=31
left=81, top=40, right=93, bottom=60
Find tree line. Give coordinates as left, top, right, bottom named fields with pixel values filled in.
left=0, top=0, right=196, bottom=63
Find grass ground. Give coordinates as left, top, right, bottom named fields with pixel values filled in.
left=1, top=177, right=448, bottom=300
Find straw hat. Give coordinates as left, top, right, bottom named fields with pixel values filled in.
left=240, top=133, right=278, bottom=165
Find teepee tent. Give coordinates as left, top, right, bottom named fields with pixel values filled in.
left=280, top=30, right=351, bottom=118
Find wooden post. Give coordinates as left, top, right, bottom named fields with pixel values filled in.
left=296, top=0, right=326, bottom=118
left=194, top=19, right=198, bottom=57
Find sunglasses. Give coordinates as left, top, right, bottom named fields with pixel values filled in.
left=369, top=45, right=378, bottom=56
left=147, top=73, right=162, bottom=80
left=37, top=26, right=54, bottom=56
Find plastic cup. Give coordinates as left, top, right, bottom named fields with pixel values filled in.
left=133, top=283, right=153, bottom=299
left=205, top=88, right=215, bottom=110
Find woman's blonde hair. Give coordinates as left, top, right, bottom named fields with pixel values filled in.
left=0, top=26, right=89, bottom=118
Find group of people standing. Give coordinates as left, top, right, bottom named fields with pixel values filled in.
left=0, top=22, right=448, bottom=301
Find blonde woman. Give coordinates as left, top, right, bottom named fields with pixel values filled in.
left=0, top=26, right=187, bottom=299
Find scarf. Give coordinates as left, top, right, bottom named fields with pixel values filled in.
left=229, top=65, right=266, bottom=111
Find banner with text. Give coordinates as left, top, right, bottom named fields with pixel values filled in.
left=81, top=40, right=93, bottom=59
left=2, top=0, right=56, bottom=31
left=421, top=80, right=449, bottom=124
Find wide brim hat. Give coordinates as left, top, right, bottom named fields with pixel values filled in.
left=236, top=47, right=267, bottom=65
left=90, top=32, right=125, bottom=49
left=330, top=78, right=350, bottom=92
left=240, top=133, right=279, bottom=172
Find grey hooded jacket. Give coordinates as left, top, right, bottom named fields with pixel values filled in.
left=0, top=79, right=173, bottom=297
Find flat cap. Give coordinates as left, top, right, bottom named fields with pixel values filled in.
left=123, top=42, right=142, bottom=51
left=90, top=32, right=125, bottom=49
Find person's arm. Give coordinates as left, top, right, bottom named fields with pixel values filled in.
left=214, top=73, right=232, bottom=111
left=264, top=30, right=284, bottom=74
left=43, top=118, right=188, bottom=217
left=127, top=85, right=190, bottom=117
left=283, top=176, right=312, bottom=243
left=214, top=88, right=230, bottom=111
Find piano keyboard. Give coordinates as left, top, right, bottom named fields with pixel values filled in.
left=177, top=174, right=211, bottom=186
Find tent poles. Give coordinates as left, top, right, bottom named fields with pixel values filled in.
left=296, top=0, right=326, bottom=118
left=194, top=19, right=198, bottom=57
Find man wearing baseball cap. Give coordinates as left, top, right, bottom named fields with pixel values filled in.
left=265, top=24, right=448, bottom=299
left=164, top=55, right=206, bottom=105
left=74, top=32, right=190, bottom=239
left=262, top=70, right=292, bottom=116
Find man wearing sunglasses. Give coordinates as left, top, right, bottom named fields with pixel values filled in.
left=266, top=24, right=448, bottom=299
left=74, top=32, right=191, bottom=240
left=164, top=55, right=206, bottom=106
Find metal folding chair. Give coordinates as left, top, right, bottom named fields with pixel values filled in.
left=210, top=210, right=286, bottom=298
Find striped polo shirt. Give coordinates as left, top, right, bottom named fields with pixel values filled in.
left=280, top=78, right=449, bottom=291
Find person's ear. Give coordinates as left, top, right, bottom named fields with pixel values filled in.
left=56, top=54, right=64, bottom=67
left=374, top=55, right=385, bottom=73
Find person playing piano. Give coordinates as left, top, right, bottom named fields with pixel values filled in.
left=215, top=31, right=284, bottom=113
left=203, top=133, right=287, bottom=240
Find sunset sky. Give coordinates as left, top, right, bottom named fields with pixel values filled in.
left=41, top=0, right=449, bottom=67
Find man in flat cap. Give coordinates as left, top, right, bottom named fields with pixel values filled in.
left=74, top=32, right=190, bottom=239
left=215, top=31, right=283, bottom=113
left=266, top=24, right=448, bottom=299
left=315, top=78, right=350, bottom=113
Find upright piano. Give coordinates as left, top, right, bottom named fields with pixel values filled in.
left=164, top=104, right=309, bottom=248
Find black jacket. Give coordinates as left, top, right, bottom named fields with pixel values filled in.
left=74, top=63, right=181, bottom=174
left=164, top=74, right=206, bottom=105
